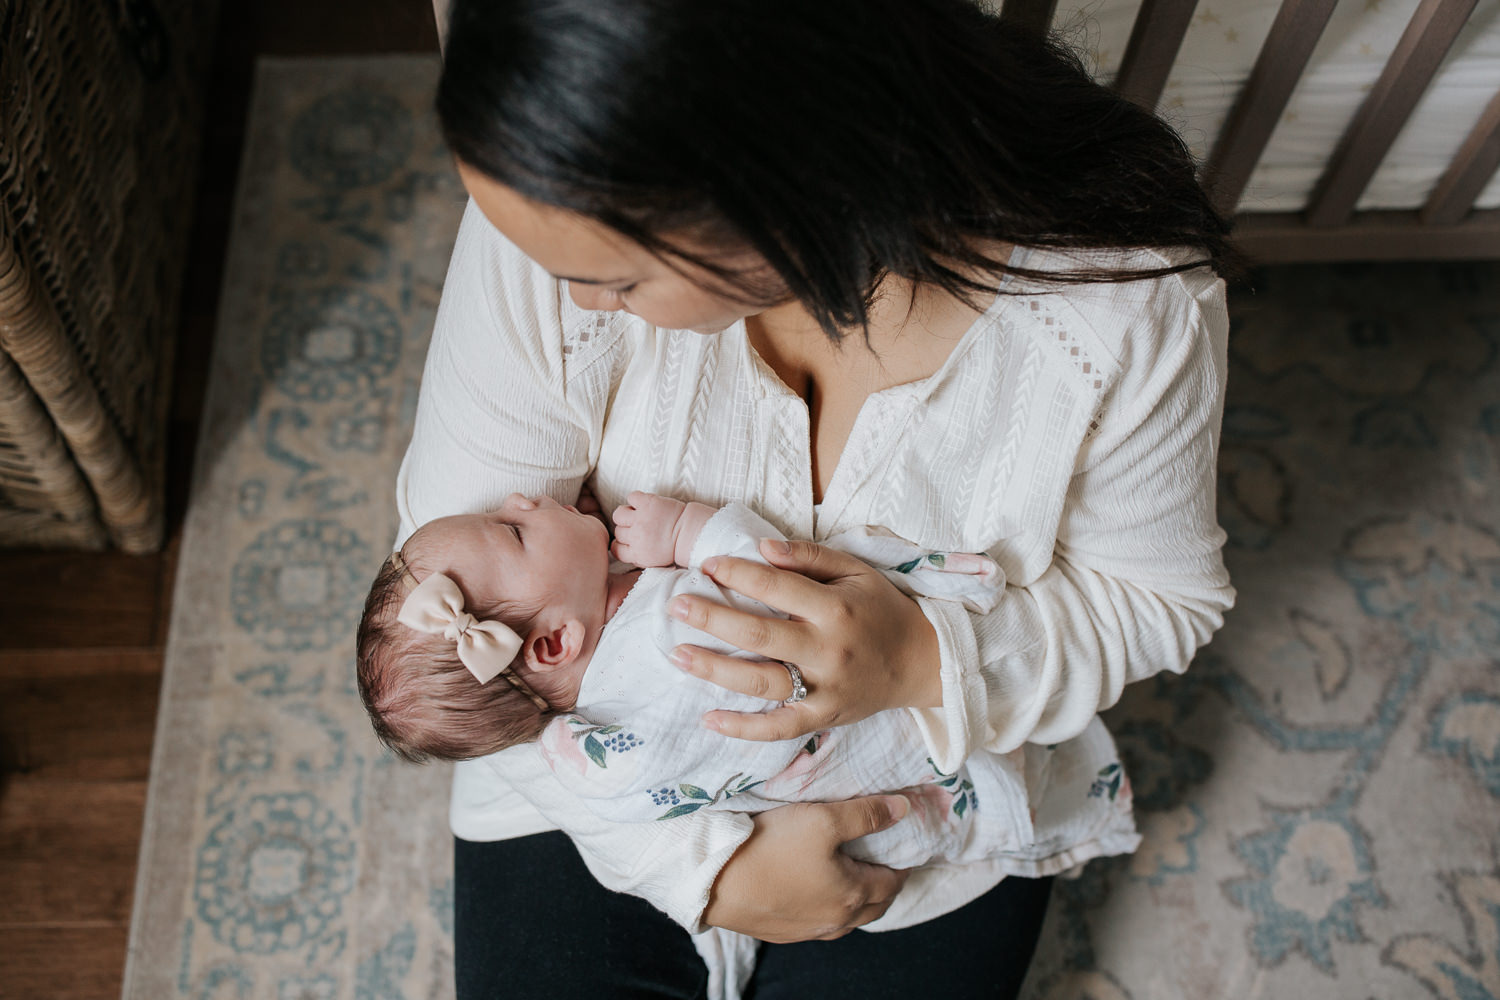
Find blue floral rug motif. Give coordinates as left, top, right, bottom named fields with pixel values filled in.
left=1024, top=263, right=1500, bottom=1000
left=127, top=56, right=1500, bottom=1000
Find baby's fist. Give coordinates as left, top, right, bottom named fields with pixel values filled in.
left=611, top=491, right=687, bottom=567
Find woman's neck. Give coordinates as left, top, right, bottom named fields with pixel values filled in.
left=746, top=271, right=1002, bottom=500
left=748, top=269, right=997, bottom=382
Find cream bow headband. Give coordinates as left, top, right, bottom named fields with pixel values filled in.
left=390, top=553, right=550, bottom=710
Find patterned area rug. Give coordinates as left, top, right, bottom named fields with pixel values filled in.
left=125, top=57, right=466, bottom=999
left=1027, top=261, right=1500, bottom=1000
left=127, top=56, right=1500, bottom=1000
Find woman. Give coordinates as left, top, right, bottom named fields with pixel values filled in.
left=399, top=0, right=1238, bottom=996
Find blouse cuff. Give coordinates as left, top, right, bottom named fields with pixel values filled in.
left=905, top=596, right=985, bottom=775
left=630, top=811, right=755, bottom=933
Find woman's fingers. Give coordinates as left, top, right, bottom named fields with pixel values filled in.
left=824, top=794, right=911, bottom=845
left=668, top=593, right=808, bottom=662
left=703, top=704, right=818, bottom=742
left=819, top=879, right=906, bottom=937
left=673, top=645, right=799, bottom=701
left=699, top=554, right=837, bottom=621
left=672, top=644, right=828, bottom=740
left=828, top=897, right=901, bottom=937
left=757, top=537, right=875, bottom=583
left=703, top=800, right=909, bottom=942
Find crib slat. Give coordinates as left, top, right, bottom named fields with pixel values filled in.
left=1236, top=208, right=1500, bottom=261
left=1305, top=0, right=1479, bottom=227
left=1421, top=88, right=1500, bottom=226
left=1113, top=0, right=1199, bottom=111
left=431, top=0, right=449, bottom=51
left=1202, top=0, right=1339, bottom=217
left=1000, top=0, right=1058, bottom=34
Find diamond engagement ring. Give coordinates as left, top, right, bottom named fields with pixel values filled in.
left=781, top=662, right=808, bottom=704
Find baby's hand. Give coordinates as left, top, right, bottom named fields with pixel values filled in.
left=611, top=491, right=688, bottom=567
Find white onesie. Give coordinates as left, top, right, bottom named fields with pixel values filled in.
left=534, top=503, right=1140, bottom=1000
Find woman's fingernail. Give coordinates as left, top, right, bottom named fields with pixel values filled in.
left=670, top=647, right=693, bottom=670
left=700, top=715, right=722, bottom=733
left=885, top=796, right=910, bottom=821
left=668, top=598, right=690, bottom=620
left=762, top=538, right=789, bottom=556
left=702, top=557, right=720, bottom=575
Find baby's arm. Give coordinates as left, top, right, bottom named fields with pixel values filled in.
left=611, top=491, right=717, bottom=568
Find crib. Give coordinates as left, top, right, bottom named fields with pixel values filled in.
left=1022, top=0, right=1500, bottom=262
left=428, top=0, right=1500, bottom=263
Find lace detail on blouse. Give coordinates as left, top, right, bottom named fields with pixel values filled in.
left=1022, top=296, right=1109, bottom=440
left=562, top=309, right=620, bottom=361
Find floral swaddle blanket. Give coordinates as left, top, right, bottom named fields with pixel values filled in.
left=534, top=504, right=1139, bottom=1000
left=538, top=504, right=1037, bottom=868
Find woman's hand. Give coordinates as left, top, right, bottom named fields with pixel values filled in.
left=667, top=539, right=944, bottom=741
left=703, top=796, right=912, bottom=942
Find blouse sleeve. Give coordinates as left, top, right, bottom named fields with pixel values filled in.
left=908, top=271, right=1236, bottom=772
left=396, top=201, right=753, bottom=931
left=394, top=200, right=593, bottom=536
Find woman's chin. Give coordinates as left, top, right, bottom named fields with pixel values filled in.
left=633, top=310, right=739, bottom=336
left=685, top=320, right=736, bottom=335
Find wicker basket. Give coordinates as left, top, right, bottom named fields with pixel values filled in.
left=0, top=0, right=217, bottom=551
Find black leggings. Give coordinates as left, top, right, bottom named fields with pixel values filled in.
left=455, top=832, right=1053, bottom=1000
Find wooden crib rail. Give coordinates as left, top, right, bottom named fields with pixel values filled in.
left=1422, top=89, right=1500, bottom=227
left=1002, top=0, right=1500, bottom=260
left=1199, top=0, right=1340, bottom=219
left=1111, top=0, right=1198, bottom=111
left=1303, top=0, right=1479, bottom=227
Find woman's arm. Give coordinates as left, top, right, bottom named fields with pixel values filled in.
left=404, top=202, right=907, bottom=937
left=904, top=290, right=1233, bottom=769
left=667, top=278, right=1234, bottom=770
left=395, top=201, right=595, bottom=537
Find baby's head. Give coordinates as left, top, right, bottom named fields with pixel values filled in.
left=356, top=493, right=613, bottom=762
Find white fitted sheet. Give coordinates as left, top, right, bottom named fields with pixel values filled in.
left=1051, top=0, right=1500, bottom=212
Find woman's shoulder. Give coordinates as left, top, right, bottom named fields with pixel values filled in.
left=1010, top=244, right=1227, bottom=389
left=451, top=200, right=639, bottom=380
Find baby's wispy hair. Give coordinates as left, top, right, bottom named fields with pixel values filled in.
left=356, top=548, right=553, bottom=762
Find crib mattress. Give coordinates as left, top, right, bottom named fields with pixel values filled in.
left=1053, top=0, right=1500, bottom=212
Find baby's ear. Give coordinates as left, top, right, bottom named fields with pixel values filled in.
left=523, top=620, right=585, bottom=673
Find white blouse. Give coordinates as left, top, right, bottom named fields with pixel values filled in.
left=394, top=201, right=1234, bottom=931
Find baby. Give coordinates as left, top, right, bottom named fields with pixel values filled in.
left=358, top=491, right=1137, bottom=999
left=358, top=490, right=1134, bottom=866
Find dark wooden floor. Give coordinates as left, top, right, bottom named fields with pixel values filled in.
left=0, top=4, right=437, bottom=997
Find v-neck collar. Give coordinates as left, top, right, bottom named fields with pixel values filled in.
left=731, top=262, right=1020, bottom=531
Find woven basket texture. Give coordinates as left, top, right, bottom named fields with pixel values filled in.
left=0, top=0, right=217, bottom=551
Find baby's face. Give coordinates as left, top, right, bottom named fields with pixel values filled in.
left=418, top=494, right=613, bottom=618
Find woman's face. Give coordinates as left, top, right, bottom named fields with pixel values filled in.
left=457, top=161, right=776, bottom=334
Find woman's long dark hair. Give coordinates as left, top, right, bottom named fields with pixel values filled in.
left=437, top=0, right=1241, bottom=339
